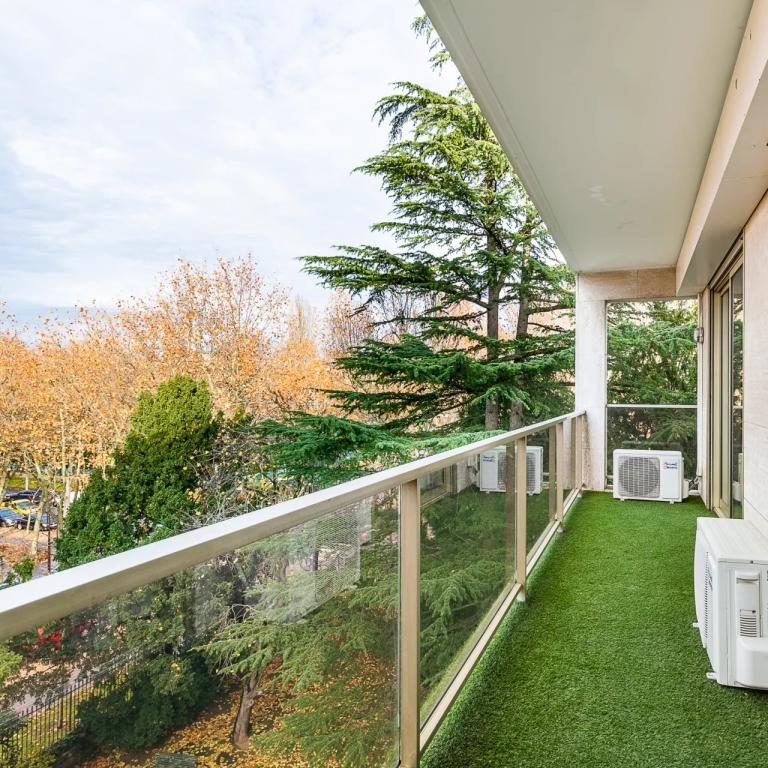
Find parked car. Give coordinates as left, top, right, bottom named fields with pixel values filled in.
left=3, top=490, right=42, bottom=504
left=27, top=511, right=57, bottom=531
left=8, top=500, right=37, bottom=529
left=0, top=506, right=24, bottom=528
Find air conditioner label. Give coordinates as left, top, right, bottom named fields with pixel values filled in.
left=663, top=461, right=678, bottom=470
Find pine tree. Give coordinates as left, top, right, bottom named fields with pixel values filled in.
left=607, top=300, right=697, bottom=405
left=606, top=300, right=698, bottom=475
left=303, top=78, right=574, bottom=432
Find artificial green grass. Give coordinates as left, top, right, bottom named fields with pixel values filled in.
left=422, top=492, right=768, bottom=768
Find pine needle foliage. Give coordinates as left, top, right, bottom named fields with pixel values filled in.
left=303, top=79, right=574, bottom=431
left=607, top=300, right=697, bottom=405
left=57, top=376, right=219, bottom=567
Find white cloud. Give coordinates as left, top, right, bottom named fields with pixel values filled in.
left=0, top=0, right=454, bottom=314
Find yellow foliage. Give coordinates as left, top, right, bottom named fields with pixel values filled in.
left=0, top=258, right=339, bottom=493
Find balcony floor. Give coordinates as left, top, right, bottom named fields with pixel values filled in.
left=423, top=492, right=768, bottom=768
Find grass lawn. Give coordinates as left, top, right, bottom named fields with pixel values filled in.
left=422, top=492, right=768, bottom=768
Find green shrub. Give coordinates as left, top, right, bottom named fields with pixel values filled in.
left=78, top=652, right=218, bottom=750
left=45, top=729, right=96, bottom=768
left=0, top=710, right=25, bottom=768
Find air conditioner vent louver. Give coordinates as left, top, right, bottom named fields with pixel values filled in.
left=617, top=455, right=661, bottom=498
left=739, top=610, right=759, bottom=638
left=704, top=558, right=712, bottom=647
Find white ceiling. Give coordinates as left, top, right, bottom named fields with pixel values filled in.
left=422, top=0, right=753, bottom=275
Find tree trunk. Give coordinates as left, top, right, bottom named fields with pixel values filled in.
left=232, top=673, right=262, bottom=750
left=509, top=402, right=523, bottom=430
left=485, top=276, right=502, bottom=431
left=508, top=244, right=531, bottom=431
left=63, top=474, right=71, bottom=517
left=29, top=490, right=44, bottom=557
left=516, top=294, right=530, bottom=339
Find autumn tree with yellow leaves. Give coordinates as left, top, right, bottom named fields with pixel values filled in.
left=0, top=256, right=338, bottom=516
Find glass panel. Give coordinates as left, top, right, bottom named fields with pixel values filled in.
left=606, top=406, right=697, bottom=485
left=606, top=300, right=698, bottom=406
left=720, top=288, right=731, bottom=514
left=419, top=467, right=450, bottom=507
left=606, top=299, right=698, bottom=490
left=419, top=452, right=515, bottom=722
left=526, top=428, right=556, bottom=559
left=731, top=267, right=744, bottom=518
left=0, top=495, right=399, bottom=768
left=563, top=419, right=575, bottom=506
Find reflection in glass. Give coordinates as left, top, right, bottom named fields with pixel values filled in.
left=0, top=496, right=400, bottom=768
left=526, top=428, right=556, bottom=558
left=731, top=267, right=744, bottom=518
left=419, top=454, right=515, bottom=722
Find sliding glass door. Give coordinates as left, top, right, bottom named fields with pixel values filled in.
left=712, top=253, right=744, bottom=518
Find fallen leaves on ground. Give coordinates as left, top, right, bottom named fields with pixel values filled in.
left=80, top=687, right=310, bottom=768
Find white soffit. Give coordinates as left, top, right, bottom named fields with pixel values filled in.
left=677, top=0, right=768, bottom=294
left=421, top=0, right=752, bottom=279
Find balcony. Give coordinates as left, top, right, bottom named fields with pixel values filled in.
left=0, top=281, right=735, bottom=768
left=0, top=411, right=755, bottom=768
left=0, top=404, right=768, bottom=768
left=423, top=492, right=768, bottom=768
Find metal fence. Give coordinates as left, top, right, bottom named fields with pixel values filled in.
left=0, top=650, right=137, bottom=764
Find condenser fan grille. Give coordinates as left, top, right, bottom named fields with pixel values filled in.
left=617, top=455, right=661, bottom=498
left=526, top=453, right=536, bottom=493
left=493, top=449, right=539, bottom=493
left=496, top=451, right=507, bottom=491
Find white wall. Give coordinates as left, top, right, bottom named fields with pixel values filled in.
left=742, top=194, right=768, bottom=531
left=575, top=268, right=678, bottom=490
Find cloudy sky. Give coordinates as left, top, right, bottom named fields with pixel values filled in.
left=0, top=1, right=453, bottom=323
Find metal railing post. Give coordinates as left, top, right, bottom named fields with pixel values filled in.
left=399, top=479, right=421, bottom=768
left=505, top=442, right=516, bottom=582
left=555, top=421, right=565, bottom=529
left=515, top=436, right=527, bottom=601
left=575, top=414, right=584, bottom=491
left=548, top=425, right=558, bottom=525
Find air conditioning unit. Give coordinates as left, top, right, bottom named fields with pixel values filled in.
left=613, top=449, right=688, bottom=503
left=694, top=517, right=768, bottom=689
left=478, top=446, right=543, bottom=494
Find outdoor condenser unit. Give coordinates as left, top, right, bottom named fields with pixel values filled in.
left=613, top=449, right=688, bottom=503
left=478, top=445, right=543, bottom=495
left=694, top=517, right=768, bottom=689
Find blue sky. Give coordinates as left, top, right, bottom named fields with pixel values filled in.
left=0, top=1, right=451, bottom=323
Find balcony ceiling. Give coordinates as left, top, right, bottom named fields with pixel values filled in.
left=422, top=0, right=753, bottom=278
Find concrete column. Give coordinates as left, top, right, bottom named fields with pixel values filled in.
left=575, top=286, right=607, bottom=491
left=574, top=268, right=679, bottom=491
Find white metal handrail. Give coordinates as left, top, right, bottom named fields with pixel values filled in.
left=0, top=411, right=584, bottom=642
left=606, top=403, right=696, bottom=409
